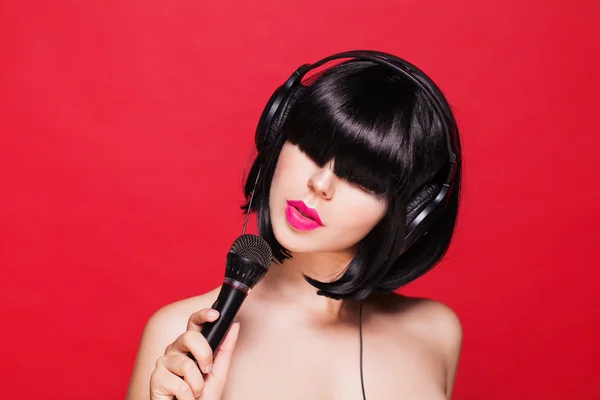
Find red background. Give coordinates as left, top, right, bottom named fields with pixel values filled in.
left=1, top=0, right=599, bottom=398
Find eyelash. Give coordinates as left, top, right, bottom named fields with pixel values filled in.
left=354, top=182, right=377, bottom=195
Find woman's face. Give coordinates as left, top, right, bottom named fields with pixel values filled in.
left=269, top=141, right=388, bottom=254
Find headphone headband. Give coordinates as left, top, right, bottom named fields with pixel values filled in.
left=298, top=50, right=458, bottom=165
left=256, top=50, right=462, bottom=254
left=259, top=50, right=460, bottom=185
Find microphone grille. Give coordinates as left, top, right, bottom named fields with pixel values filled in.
left=229, top=234, right=273, bottom=269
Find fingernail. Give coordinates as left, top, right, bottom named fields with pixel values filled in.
left=205, top=363, right=213, bottom=374
left=208, top=310, right=219, bottom=319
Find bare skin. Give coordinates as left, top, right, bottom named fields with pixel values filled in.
left=126, top=141, right=463, bottom=398
left=126, top=282, right=462, bottom=399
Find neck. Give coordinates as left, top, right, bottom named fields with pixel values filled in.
left=252, top=248, right=359, bottom=322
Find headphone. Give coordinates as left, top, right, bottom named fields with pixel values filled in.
left=253, top=50, right=461, bottom=255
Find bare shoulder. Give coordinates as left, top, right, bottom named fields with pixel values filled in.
left=370, top=292, right=462, bottom=343
left=404, top=295, right=461, bottom=342
left=125, top=286, right=222, bottom=399
left=368, top=293, right=463, bottom=398
left=147, top=286, right=222, bottom=337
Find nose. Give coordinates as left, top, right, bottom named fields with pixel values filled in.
left=308, top=160, right=335, bottom=200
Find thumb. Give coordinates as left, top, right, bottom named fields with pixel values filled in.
left=201, top=322, right=241, bottom=398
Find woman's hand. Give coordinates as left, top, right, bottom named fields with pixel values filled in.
left=149, top=308, right=240, bottom=400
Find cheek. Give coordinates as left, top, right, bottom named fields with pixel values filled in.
left=269, top=156, right=289, bottom=198
left=359, top=202, right=387, bottom=229
left=334, top=193, right=387, bottom=232
left=270, top=161, right=293, bottom=201
left=269, top=152, right=303, bottom=210
left=271, top=145, right=299, bottom=189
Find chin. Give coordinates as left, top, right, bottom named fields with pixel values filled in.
left=271, top=217, right=324, bottom=253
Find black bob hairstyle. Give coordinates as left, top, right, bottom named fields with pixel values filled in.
left=241, top=59, right=463, bottom=301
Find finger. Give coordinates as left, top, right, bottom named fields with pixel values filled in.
left=206, top=322, right=240, bottom=388
left=166, top=330, right=214, bottom=374
left=155, top=354, right=205, bottom=399
left=150, top=361, right=198, bottom=400
left=187, top=308, right=220, bottom=331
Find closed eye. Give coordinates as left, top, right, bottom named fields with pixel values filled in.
left=348, top=180, right=380, bottom=196
left=356, top=183, right=374, bottom=193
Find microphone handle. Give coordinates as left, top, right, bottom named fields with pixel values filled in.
left=203, top=283, right=247, bottom=352
left=187, top=283, right=247, bottom=363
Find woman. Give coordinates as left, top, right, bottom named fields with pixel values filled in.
left=126, top=51, right=464, bottom=400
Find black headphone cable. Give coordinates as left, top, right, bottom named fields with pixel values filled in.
left=359, top=300, right=367, bottom=400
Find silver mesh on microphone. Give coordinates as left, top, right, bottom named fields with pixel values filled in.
left=229, top=234, right=273, bottom=269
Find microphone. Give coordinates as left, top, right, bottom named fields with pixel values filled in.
left=188, top=233, right=272, bottom=362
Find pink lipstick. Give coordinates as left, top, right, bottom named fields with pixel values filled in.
left=285, top=200, right=324, bottom=231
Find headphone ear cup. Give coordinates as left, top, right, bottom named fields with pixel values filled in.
left=259, top=84, right=303, bottom=152
left=405, top=183, right=440, bottom=227
left=399, top=183, right=440, bottom=253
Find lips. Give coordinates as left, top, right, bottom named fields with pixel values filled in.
left=286, top=200, right=324, bottom=226
left=284, top=200, right=325, bottom=232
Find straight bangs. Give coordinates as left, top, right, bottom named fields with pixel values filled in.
left=281, top=61, right=418, bottom=198
left=243, top=59, right=460, bottom=300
